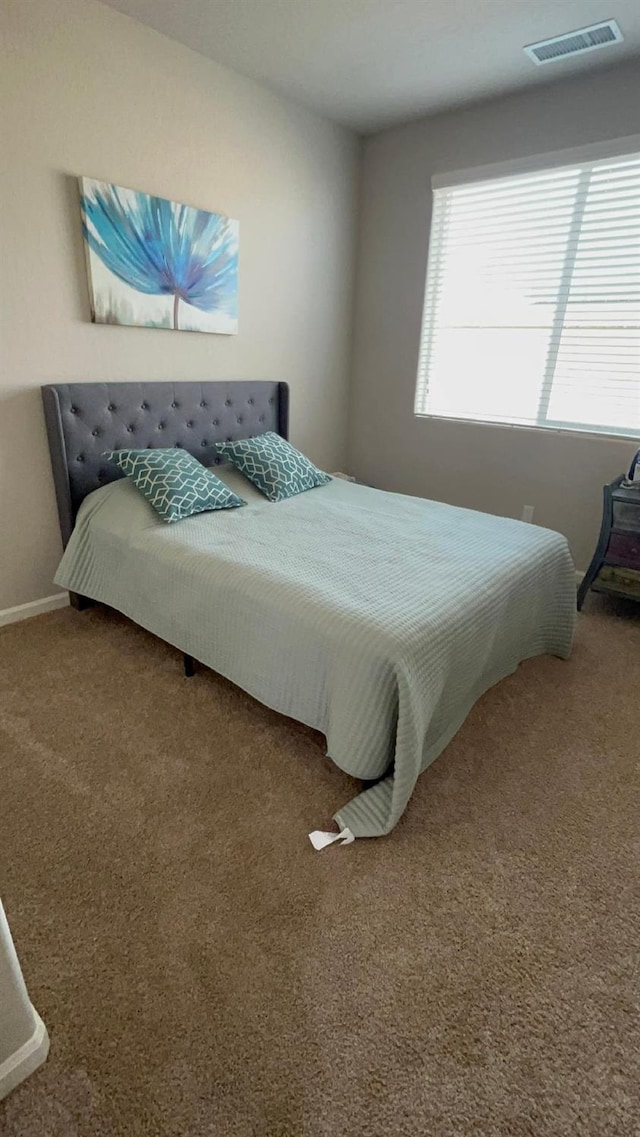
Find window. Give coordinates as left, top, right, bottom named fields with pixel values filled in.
left=415, top=144, right=640, bottom=437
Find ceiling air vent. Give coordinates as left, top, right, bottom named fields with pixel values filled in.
left=524, top=19, right=623, bottom=65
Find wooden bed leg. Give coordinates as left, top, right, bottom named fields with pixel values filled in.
left=183, top=653, right=195, bottom=678
left=69, top=592, right=95, bottom=611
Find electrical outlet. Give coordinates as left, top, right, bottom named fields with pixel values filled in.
left=521, top=505, right=535, bottom=523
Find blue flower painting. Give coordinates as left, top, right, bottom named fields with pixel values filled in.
left=79, top=178, right=239, bottom=334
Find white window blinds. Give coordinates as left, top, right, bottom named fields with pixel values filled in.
left=415, top=148, right=640, bottom=437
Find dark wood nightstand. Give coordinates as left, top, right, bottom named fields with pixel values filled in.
left=578, top=476, right=640, bottom=609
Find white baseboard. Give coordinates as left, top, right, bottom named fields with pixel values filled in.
left=0, top=593, right=69, bottom=628
left=0, top=1010, right=49, bottom=1101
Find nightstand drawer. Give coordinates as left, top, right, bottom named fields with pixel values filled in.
left=608, top=531, right=640, bottom=569
left=613, top=501, right=640, bottom=533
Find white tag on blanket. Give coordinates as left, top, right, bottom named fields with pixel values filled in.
left=308, top=826, right=355, bottom=851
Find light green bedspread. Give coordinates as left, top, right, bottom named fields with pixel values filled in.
left=55, top=471, right=576, bottom=838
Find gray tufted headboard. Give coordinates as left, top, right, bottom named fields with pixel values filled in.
left=41, top=380, right=289, bottom=547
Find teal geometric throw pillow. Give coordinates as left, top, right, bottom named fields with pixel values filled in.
left=104, top=448, right=246, bottom=523
left=217, top=432, right=331, bottom=503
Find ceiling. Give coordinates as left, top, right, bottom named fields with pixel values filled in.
left=101, top=0, right=640, bottom=133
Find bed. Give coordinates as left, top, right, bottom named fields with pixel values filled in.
left=42, top=380, right=577, bottom=840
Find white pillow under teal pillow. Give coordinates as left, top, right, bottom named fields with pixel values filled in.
left=217, top=432, right=331, bottom=502
left=104, top=448, right=246, bottom=523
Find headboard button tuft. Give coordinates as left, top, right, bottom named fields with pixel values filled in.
left=171, top=401, right=178, bottom=409
left=92, top=429, right=99, bottom=437
left=141, top=402, right=148, bottom=410
left=225, top=399, right=231, bottom=406
left=108, top=404, right=116, bottom=412
left=70, top=406, right=78, bottom=414
left=186, top=420, right=193, bottom=428
left=200, top=401, right=206, bottom=408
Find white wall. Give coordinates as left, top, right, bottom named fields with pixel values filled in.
left=349, top=61, right=640, bottom=571
left=0, top=0, right=359, bottom=610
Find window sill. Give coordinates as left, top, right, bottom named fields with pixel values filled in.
left=413, top=413, right=639, bottom=444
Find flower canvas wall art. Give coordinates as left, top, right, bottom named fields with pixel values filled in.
left=79, top=178, right=239, bottom=334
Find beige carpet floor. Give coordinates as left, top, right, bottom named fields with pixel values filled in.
left=0, top=596, right=639, bottom=1137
